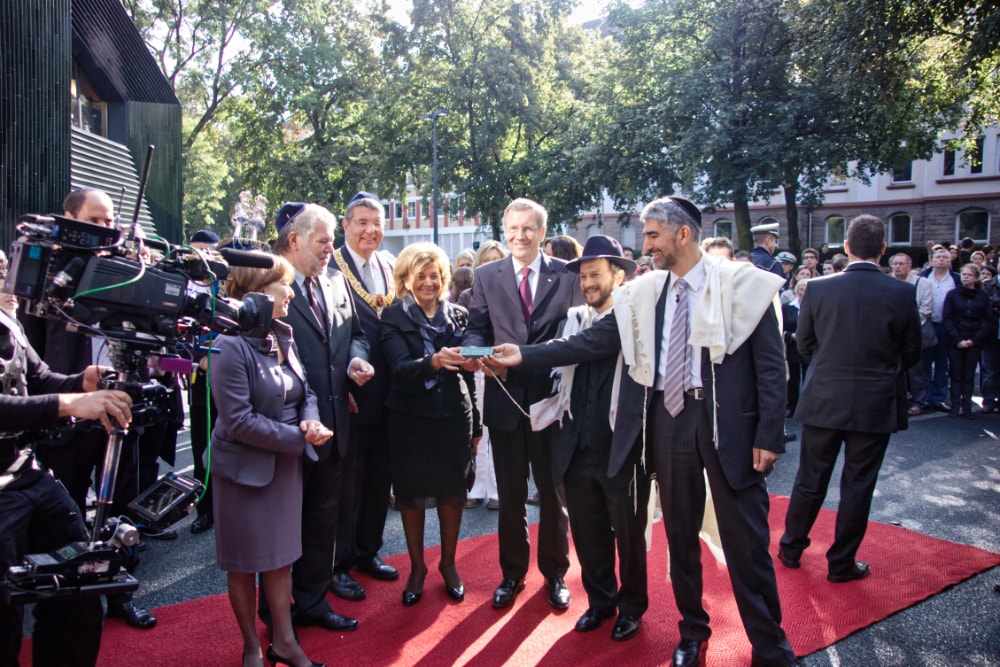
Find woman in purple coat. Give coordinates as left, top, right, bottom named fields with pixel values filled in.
left=210, top=256, right=332, bottom=667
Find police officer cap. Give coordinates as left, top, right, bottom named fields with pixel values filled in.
left=750, top=222, right=780, bottom=237
left=775, top=251, right=797, bottom=264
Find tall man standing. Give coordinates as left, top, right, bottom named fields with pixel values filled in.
left=270, top=202, right=373, bottom=631
left=780, top=215, right=921, bottom=583
left=888, top=252, right=934, bottom=416
left=464, top=197, right=583, bottom=610
left=918, top=246, right=961, bottom=411
left=328, top=192, right=399, bottom=600
left=492, top=196, right=797, bottom=667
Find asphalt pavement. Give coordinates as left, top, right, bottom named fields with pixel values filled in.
left=126, top=405, right=999, bottom=666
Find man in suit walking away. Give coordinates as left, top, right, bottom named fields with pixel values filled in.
left=491, top=196, right=797, bottom=667
left=268, top=202, right=373, bottom=632
left=463, top=197, right=584, bottom=611
left=779, top=215, right=922, bottom=583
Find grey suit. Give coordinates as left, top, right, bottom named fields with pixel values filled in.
left=463, top=253, right=583, bottom=582
left=272, top=271, right=369, bottom=616
left=781, top=262, right=921, bottom=574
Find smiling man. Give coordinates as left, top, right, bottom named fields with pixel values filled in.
left=463, top=197, right=583, bottom=612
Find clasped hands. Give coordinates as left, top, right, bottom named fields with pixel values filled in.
left=300, top=420, right=334, bottom=446
left=348, top=358, right=375, bottom=385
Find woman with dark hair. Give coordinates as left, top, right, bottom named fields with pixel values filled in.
left=211, top=256, right=332, bottom=667
left=381, top=242, right=480, bottom=606
left=943, top=263, right=992, bottom=419
left=543, top=235, right=583, bottom=261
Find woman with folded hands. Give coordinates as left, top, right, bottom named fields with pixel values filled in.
left=211, top=256, right=332, bottom=667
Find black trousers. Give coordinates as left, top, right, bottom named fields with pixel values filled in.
left=650, top=392, right=795, bottom=665
left=188, top=375, right=217, bottom=518
left=947, top=345, right=980, bottom=412
left=334, top=422, right=392, bottom=572
left=0, top=471, right=103, bottom=667
left=490, top=416, right=570, bottom=582
left=563, top=446, right=649, bottom=617
left=781, top=425, right=890, bottom=573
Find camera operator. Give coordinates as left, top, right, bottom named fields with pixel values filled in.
left=0, top=304, right=132, bottom=667
left=18, top=187, right=158, bottom=629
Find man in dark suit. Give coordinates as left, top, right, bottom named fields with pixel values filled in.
left=491, top=196, right=797, bottom=667
left=463, top=197, right=583, bottom=611
left=779, top=215, right=922, bottom=583
left=328, top=192, right=400, bottom=600
left=269, top=202, right=373, bottom=631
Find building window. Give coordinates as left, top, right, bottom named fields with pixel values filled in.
left=825, top=215, right=846, bottom=246
left=957, top=209, right=990, bottom=243
left=713, top=219, right=733, bottom=239
left=892, top=160, right=913, bottom=183
left=406, top=201, right=417, bottom=219
left=943, top=149, right=956, bottom=176
left=390, top=202, right=403, bottom=219
left=970, top=137, right=984, bottom=174
left=888, top=213, right=912, bottom=245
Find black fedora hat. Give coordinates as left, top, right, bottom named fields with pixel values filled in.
left=566, top=235, right=637, bottom=275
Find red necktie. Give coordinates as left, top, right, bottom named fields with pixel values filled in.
left=303, top=277, right=325, bottom=330
left=519, top=266, right=533, bottom=324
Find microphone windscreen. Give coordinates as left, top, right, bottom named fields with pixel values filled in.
left=219, top=248, right=275, bottom=269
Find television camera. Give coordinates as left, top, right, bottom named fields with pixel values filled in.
left=1, top=210, right=275, bottom=603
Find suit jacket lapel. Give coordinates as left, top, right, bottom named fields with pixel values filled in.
left=533, top=255, right=558, bottom=313
left=496, top=257, right=523, bottom=323
left=290, top=282, right=326, bottom=338
left=653, top=277, right=670, bottom=373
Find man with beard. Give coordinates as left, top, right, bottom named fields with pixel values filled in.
left=492, top=236, right=649, bottom=641
left=491, top=196, right=796, bottom=667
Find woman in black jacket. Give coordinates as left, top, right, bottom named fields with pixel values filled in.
left=943, top=264, right=993, bottom=418
left=381, top=243, right=481, bottom=607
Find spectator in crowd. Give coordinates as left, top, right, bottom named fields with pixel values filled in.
left=831, top=254, right=849, bottom=273
left=920, top=246, right=961, bottom=411
left=622, top=246, right=635, bottom=259
left=775, top=251, right=798, bottom=289
left=983, top=245, right=997, bottom=268
left=959, top=237, right=975, bottom=265
left=455, top=248, right=475, bottom=270
left=702, top=236, right=734, bottom=259
left=463, top=241, right=508, bottom=509
left=210, top=256, right=333, bottom=667
left=889, top=253, right=934, bottom=416
left=734, top=250, right=753, bottom=263
left=813, top=245, right=831, bottom=263
left=971, top=250, right=987, bottom=267
left=544, top=235, right=584, bottom=261
left=949, top=245, right=962, bottom=271
left=381, top=243, right=479, bottom=606
left=450, top=266, right=474, bottom=304
left=980, top=264, right=1000, bottom=413
left=783, top=278, right=809, bottom=417
left=821, top=260, right=835, bottom=275
left=781, top=266, right=814, bottom=305
left=942, top=264, right=992, bottom=419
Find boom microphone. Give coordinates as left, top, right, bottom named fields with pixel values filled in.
left=218, top=248, right=275, bottom=269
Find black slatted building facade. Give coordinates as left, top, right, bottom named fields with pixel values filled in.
left=1, top=0, right=181, bottom=251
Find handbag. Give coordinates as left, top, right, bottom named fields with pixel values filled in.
left=921, top=319, right=938, bottom=348
left=465, top=457, right=477, bottom=492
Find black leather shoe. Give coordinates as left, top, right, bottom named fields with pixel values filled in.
left=266, top=644, right=325, bottom=667
left=330, top=572, right=366, bottom=601
left=545, top=577, right=571, bottom=610
left=492, top=578, right=525, bottom=608
left=356, top=556, right=399, bottom=581
left=673, top=638, right=708, bottom=667
left=107, top=601, right=157, bottom=629
left=445, top=583, right=465, bottom=602
left=574, top=607, right=614, bottom=633
left=402, top=590, right=422, bottom=606
left=611, top=613, right=641, bottom=641
left=190, top=514, right=213, bottom=534
left=293, top=609, right=358, bottom=631
left=776, top=547, right=800, bottom=569
left=827, top=561, right=870, bottom=583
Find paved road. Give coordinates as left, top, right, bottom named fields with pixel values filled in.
left=128, top=407, right=999, bottom=666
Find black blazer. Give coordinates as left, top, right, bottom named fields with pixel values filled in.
left=795, top=262, right=922, bottom=434
left=327, top=249, right=394, bottom=425
left=380, top=301, right=480, bottom=436
left=781, top=301, right=806, bottom=365
left=520, top=273, right=788, bottom=490
left=279, top=271, right=369, bottom=459
left=463, top=254, right=584, bottom=432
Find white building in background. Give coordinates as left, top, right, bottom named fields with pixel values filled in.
left=380, top=125, right=1000, bottom=263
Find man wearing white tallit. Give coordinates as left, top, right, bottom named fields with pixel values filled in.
left=491, top=196, right=797, bottom=667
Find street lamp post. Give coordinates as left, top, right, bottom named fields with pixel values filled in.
left=422, top=108, right=449, bottom=245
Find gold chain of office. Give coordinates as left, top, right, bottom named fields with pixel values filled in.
left=333, top=249, right=395, bottom=316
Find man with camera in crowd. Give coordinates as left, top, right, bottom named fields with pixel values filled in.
left=0, top=301, right=133, bottom=666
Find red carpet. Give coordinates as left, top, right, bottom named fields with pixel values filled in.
left=27, top=496, right=999, bottom=666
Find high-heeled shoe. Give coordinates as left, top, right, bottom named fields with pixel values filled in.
left=445, top=582, right=465, bottom=602
left=265, top=644, right=325, bottom=667
left=402, top=589, right=423, bottom=606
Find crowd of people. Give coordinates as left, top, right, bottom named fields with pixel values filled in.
left=1, top=185, right=980, bottom=667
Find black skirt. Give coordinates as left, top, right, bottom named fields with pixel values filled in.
left=388, top=408, right=472, bottom=505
